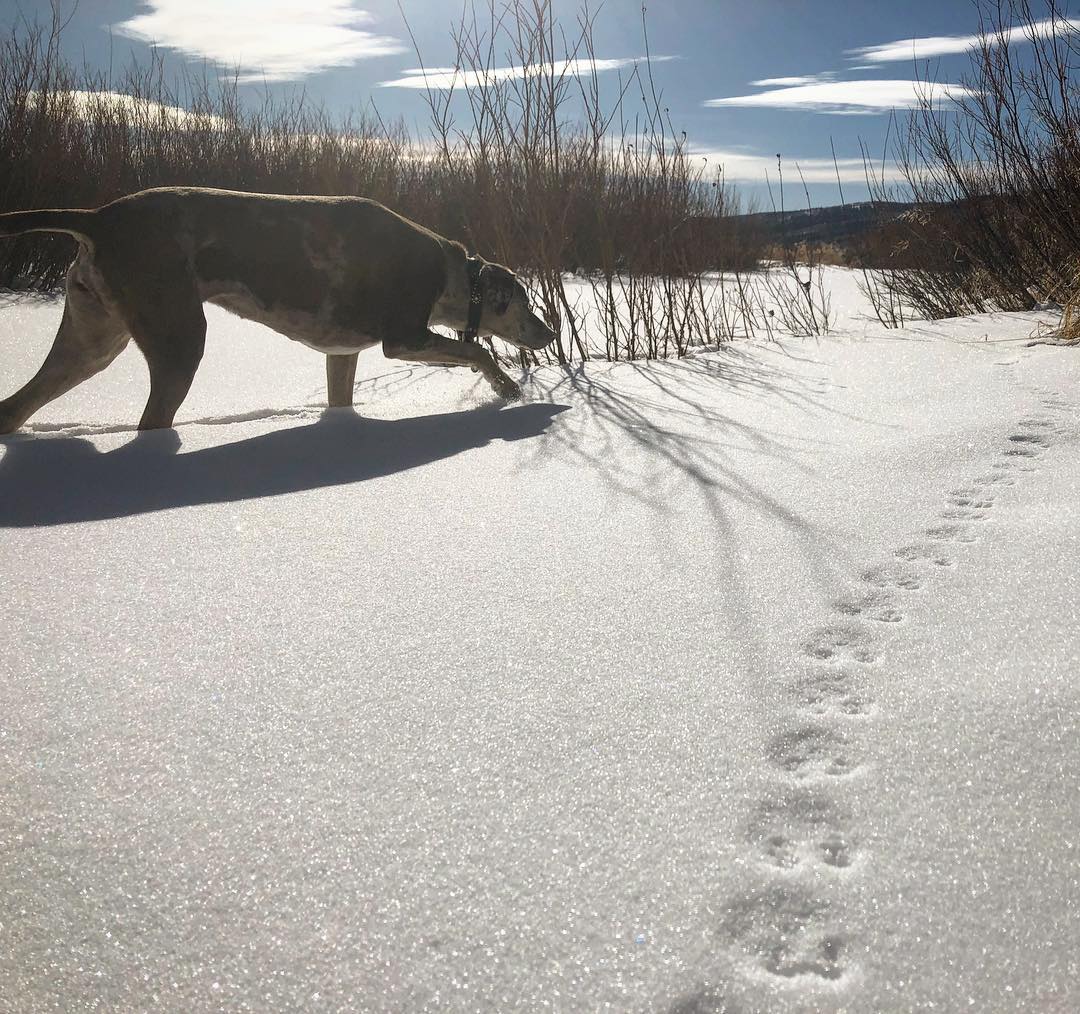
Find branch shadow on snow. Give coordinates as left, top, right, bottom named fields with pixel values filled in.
left=522, top=344, right=850, bottom=602
left=529, top=344, right=834, bottom=525
left=0, top=403, right=568, bottom=527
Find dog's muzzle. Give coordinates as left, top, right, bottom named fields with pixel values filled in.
left=516, top=314, right=557, bottom=351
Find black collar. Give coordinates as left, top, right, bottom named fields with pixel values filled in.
left=459, top=255, right=485, bottom=343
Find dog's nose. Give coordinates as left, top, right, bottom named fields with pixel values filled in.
left=534, top=320, right=557, bottom=347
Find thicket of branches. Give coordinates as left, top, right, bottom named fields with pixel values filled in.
left=0, top=2, right=769, bottom=362
left=865, top=0, right=1080, bottom=324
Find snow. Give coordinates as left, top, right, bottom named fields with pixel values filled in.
left=1, top=276, right=1078, bottom=1012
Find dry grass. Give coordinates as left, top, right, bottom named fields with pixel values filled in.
left=1045, top=298, right=1080, bottom=343
left=1030, top=267, right=1080, bottom=345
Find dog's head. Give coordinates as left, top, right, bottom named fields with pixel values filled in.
left=478, top=263, right=557, bottom=351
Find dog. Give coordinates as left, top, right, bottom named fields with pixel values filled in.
left=0, top=187, right=556, bottom=432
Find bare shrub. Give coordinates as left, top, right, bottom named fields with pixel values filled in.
left=868, top=0, right=1080, bottom=320
left=754, top=158, right=833, bottom=337
left=406, top=0, right=761, bottom=362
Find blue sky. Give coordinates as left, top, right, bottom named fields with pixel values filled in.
left=2, top=1, right=1069, bottom=206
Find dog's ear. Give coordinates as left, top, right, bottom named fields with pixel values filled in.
left=484, top=266, right=515, bottom=315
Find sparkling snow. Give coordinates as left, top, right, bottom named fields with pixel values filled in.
left=1, top=275, right=1078, bottom=1012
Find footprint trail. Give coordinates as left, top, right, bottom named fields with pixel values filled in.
left=716, top=396, right=1071, bottom=1003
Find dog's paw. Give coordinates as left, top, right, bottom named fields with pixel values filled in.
left=492, top=375, right=522, bottom=401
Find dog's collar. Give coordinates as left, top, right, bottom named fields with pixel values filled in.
left=459, top=255, right=485, bottom=343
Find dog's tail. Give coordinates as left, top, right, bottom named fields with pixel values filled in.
left=0, top=208, right=96, bottom=243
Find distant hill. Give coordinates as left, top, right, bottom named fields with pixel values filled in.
left=730, top=201, right=917, bottom=247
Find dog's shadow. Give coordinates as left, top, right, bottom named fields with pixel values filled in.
left=0, top=403, right=569, bottom=527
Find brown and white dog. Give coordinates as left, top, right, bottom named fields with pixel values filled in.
left=0, top=187, right=556, bottom=432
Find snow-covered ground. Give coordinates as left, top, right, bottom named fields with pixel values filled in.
left=1, top=275, right=1078, bottom=1013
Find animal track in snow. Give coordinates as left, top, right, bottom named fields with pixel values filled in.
left=895, top=542, right=954, bottom=567
left=994, top=455, right=1036, bottom=472
left=765, top=935, right=847, bottom=981
left=747, top=792, right=858, bottom=872
left=939, top=507, right=989, bottom=521
left=803, top=624, right=878, bottom=663
left=946, top=492, right=994, bottom=509
left=860, top=562, right=922, bottom=591
left=798, top=683, right=874, bottom=719
left=1007, top=432, right=1050, bottom=450
left=767, top=726, right=860, bottom=781
left=818, top=833, right=853, bottom=868
left=1002, top=444, right=1042, bottom=461
left=720, top=887, right=851, bottom=984
left=973, top=472, right=1015, bottom=487
left=925, top=522, right=978, bottom=544
left=761, top=833, right=800, bottom=869
left=726, top=392, right=1068, bottom=1004
left=831, top=588, right=904, bottom=624
left=665, top=986, right=735, bottom=1014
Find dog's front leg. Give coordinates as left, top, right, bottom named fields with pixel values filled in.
left=326, top=353, right=359, bottom=408
left=384, top=330, right=520, bottom=400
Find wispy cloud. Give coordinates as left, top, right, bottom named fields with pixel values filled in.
left=378, top=55, right=673, bottom=90
left=749, top=74, right=832, bottom=88
left=705, top=79, right=975, bottom=115
left=848, top=16, right=1080, bottom=64
left=114, top=1, right=406, bottom=83
left=687, top=145, right=904, bottom=185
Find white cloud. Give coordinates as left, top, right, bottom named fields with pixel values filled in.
left=749, top=75, right=831, bottom=88
left=848, top=16, right=1080, bottom=64
left=378, top=55, right=673, bottom=90
left=686, top=145, right=905, bottom=184
left=705, top=79, right=976, bottom=115
left=30, top=90, right=229, bottom=129
left=114, top=1, right=406, bottom=83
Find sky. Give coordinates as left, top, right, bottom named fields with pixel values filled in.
left=1, top=0, right=1071, bottom=206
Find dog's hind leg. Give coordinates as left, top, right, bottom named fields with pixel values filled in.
left=90, top=239, right=209, bottom=432
left=326, top=353, right=358, bottom=408
left=95, top=243, right=209, bottom=431
left=118, top=282, right=207, bottom=431
left=0, top=271, right=129, bottom=434
left=130, top=306, right=207, bottom=430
